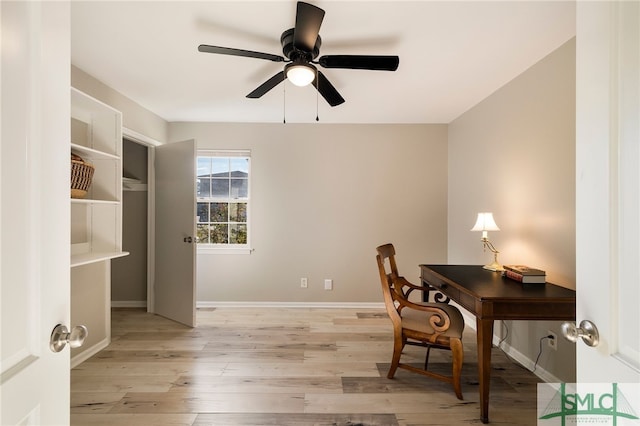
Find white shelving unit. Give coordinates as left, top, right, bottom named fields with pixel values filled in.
left=70, top=88, right=129, bottom=367
left=70, top=88, right=128, bottom=267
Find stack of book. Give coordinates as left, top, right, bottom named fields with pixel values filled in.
left=503, top=265, right=546, bottom=284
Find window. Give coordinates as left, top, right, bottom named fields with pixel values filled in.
left=196, top=151, right=250, bottom=250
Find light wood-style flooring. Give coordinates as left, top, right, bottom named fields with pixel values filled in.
left=71, top=308, right=542, bottom=425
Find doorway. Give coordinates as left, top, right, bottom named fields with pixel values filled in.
left=111, top=138, right=150, bottom=308
left=108, top=130, right=197, bottom=324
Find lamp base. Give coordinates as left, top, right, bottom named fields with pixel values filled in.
left=483, top=261, right=504, bottom=272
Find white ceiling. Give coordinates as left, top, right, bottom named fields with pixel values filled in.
left=70, top=1, right=576, bottom=124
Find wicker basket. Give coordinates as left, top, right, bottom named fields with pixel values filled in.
left=71, top=153, right=95, bottom=199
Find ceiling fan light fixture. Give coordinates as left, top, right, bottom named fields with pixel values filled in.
left=199, top=2, right=398, bottom=107
left=285, top=62, right=316, bottom=87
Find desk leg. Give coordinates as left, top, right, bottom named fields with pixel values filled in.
left=477, top=317, right=494, bottom=424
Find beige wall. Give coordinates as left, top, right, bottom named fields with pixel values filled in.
left=448, top=38, right=576, bottom=382
left=71, top=65, right=168, bottom=143
left=169, top=123, right=449, bottom=303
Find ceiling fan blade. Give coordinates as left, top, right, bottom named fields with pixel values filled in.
left=312, top=71, right=345, bottom=107
left=246, top=71, right=286, bottom=98
left=293, top=2, right=325, bottom=52
left=318, top=55, right=399, bottom=71
left=198, top=44, right=285, bottom=62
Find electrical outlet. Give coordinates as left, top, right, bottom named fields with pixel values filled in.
left=300, top=278, right=308, bottom=288
left=547, top=330, right=557, bottom=350
left=324, top=279, right=333, bottom=290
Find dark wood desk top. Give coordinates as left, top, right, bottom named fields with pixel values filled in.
left=420, top=264, right=576, bottom=321
left=420, top=264, right=576, bottom=301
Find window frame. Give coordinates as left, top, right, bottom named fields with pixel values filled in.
left=196, top=149, right=252, bottom=255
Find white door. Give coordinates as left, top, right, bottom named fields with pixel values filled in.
left=575, top=0, right=640, bottom=386
left=154, top=140, right=197, bottom=327
left=1, top=2, right=71, bottom=425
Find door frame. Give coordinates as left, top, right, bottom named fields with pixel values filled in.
left=122, top=127, right=161, bottom=313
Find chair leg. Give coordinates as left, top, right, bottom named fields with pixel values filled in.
left=424, top=345, right=432, bottom=370
left=450, top=337, right=464, bottom=400
left=387, top=333, right=404, bottom=379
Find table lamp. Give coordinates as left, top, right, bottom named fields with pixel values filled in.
left=471, top=212, right=504, bottom=271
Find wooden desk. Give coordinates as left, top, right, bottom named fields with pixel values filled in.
left=419, top=265, right=576, bottom=423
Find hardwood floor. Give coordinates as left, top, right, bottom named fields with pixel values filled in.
left=71, top=308, right=542, bottom=425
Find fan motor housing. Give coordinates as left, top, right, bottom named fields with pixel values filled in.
left=281, top=28, right=321, bottom=61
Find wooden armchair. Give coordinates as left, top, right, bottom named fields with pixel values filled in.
left=376, top=243, right=464, bottom=399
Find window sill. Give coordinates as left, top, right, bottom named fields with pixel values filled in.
left=197, top=246, right=253, bottom=255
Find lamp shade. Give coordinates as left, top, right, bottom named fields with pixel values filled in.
left=471, top=212, right=500, bottom=232
left=285, top=62, right=316, bottom=87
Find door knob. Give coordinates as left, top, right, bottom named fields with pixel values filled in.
left=50, top=324, right=88, bottom=353
left=561, top=320, right=600, bottom=347
left=183, top=236, right=193, bottom=243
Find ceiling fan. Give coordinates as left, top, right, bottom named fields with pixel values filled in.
left=198, top=1, right=399, bottom=107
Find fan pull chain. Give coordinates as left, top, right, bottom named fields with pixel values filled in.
left=315, top=68, right=319, bottom=122
left=283, top=78, right=286, bottom=124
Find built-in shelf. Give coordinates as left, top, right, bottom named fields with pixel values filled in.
left=71, top=251, right=130, bottom=268
left=70, top=88, right=124, bottom=259
left=70, top=88, right=128, bottom=366
left=71, top=143, right=120, bottom=161
left=71, top=198, right=120, bottom=205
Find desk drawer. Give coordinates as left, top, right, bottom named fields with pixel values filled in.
left=422, top=274, right=459, bottom=303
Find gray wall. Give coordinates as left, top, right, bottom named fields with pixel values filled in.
left=169, top=123, right=449, bottom=303
left=111, top=139, right=148, bottom=303
left=447, top=38, right=576, bottom=382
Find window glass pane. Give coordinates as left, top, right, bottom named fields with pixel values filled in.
left=210, top=202, right=228, bottom=222
left=230, top=224, right=247, bottom=244
left=211, top=224, right=228, bottom=244
left=230, top=157, right=249, bottom=174
left=211, top=179, right=229, bottom=198
left=229, top=202, right=247, bottom=222
left=230, top=179, right=248, bottom=198
left=197, top=157, right=212, bottom=176
left=196, top=202, right=209, bottom=222
left=197, top=178, right=211, bottom=198
left=196, top=224, right=210, bottom=243
left=212, top=158, right=229, bottom=176
left=197, top=154, right=250, bottom=247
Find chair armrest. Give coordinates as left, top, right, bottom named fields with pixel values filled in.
left=394, top=275, right=430, bottom=300
left=396, top=276, right=426, bottom=291
left=393, top=292, right=453, bottom=334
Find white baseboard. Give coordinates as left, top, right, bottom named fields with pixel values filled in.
left=197, top=301, right=386, bottom=309
left=71, top=337, right=109, bottom=369
left=111, top=300, right=147, bottom=308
